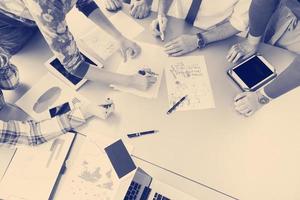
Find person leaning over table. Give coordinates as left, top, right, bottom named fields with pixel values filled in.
left=104, top=0, right=153, bottom=19
left=150, top=0, right=251, bottom=56
left=0, top=0, right=157, bottom=94
left=227, top=0, right=300, bottom=117
left=0, top=97, right=115, bottom=147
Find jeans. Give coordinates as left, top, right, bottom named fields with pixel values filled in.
left=0, top=11, right=37, bottom=108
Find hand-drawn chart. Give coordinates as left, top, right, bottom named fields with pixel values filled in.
left=165, top=56, right=215, bottom=111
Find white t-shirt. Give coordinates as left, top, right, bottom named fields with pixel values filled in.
left=152, top=0, right=251, bottom=31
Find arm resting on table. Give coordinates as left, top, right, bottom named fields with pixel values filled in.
left=264, top=56, right=300, bottom=99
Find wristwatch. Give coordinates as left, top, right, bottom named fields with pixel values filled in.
left=256, top=88, right=271, bottom=105
left=196, top=33, right=206, bottom=49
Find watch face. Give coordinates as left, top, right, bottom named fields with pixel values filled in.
left=259, top=96, right=270, bottom=104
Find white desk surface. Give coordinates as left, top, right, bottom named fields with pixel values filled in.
left=2, top=3, right=300, bottom=200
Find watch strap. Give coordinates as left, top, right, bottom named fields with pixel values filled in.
left=196, top=32, right=206, bottom=49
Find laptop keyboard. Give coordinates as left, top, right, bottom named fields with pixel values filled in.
left=124, top=181, right=142, bottom=200
left=153, top=193, right=170, bottom=200
left=124, top=181, right=171, bottom=200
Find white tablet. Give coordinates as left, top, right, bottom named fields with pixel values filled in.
left=228, top=55, right=277, bottom=91
left=45, top=49, right=103, bottom=90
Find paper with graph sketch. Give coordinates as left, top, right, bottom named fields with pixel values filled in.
left=109, top=11, right=144, bottom=39
left=112, top=42, right=165, bottom=99
left=165, top=56, right=215, bottom=111
left=78, top=27, right=120, bottom=61
left=58, top=134, right=133, bottom=200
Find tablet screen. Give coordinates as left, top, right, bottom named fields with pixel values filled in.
left=49, top=53, right=97, bottom=86
left=233, top=56, right=273, bottom=88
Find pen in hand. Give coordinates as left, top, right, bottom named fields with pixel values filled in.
left=157, top=15, right=165, bottom=41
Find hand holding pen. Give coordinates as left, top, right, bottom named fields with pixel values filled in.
left=151, top=14, right=168, bottom=41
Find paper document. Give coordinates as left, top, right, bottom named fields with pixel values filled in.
left=165, top=56, right=215, bottom=111
left=112, top=42, right=165, bottom=98
left=78, top=27, right=120, bottom=61
left=16, top=73, right=90, bottom=121
left=59, top=134, right=133, bottom=200
left=0, top=133, right=75, bottom=200
left=109, top=11, right=144, bottom=39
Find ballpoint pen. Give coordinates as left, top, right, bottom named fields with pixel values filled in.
left=127, top=130, right=159, bottom=138
left=157, top=15, right=165, bottom=41
left=167, top=95, right=188, bottom=115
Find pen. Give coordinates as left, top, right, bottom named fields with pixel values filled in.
left=157, top=15, right=165, bottom=41
left=167, top=95, right=188, bottom=115
left=127, top=130, right=159, bottom=138
left=138, top=69, right=159, bottom=76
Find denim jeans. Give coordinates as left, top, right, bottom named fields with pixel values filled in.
left=0, top=11, right=37, bottom=108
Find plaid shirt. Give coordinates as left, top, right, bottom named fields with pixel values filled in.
left=0, top=106, right=86, bottom=147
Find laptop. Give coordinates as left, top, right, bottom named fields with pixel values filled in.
left=104, top=140, right=198, bottom=200
left=113, top=167, right=198, bottom=200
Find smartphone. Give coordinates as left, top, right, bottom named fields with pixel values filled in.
left=49, top=102, right=73, bottom=118
left=227, top=55, right=277, bottom=91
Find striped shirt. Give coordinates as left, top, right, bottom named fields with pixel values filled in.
left=0, top=105, right=86, bottom=147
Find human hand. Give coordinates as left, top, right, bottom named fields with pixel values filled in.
left=118, top=38, right=141, bottom=62
left=150, top=15, right=168, bottom=40
left=130, top=68, right=157, bottom=90
left=227, top=37, right=260, bottom=63
left=234, top=91, right=263, bottom=117
left=130, top=0, right=151, bottom=19
left=105, top=0, right=123, bottom=11
left=82, top=98, right=115, bottom=120
left=164, top=34, right=198, bottom=56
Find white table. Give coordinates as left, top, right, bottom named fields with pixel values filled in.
left=2, top=3, right=300, bottom=200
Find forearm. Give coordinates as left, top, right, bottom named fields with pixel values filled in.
left=249, top=0, right=279, bottom=37
left=88, top=8, right=124, bottom=40
left=158, top=0, right=173, bottom=16
left=264, top=56, right=300, bottom=99
left=202, top=21, right=240, bottom=44
left=84, top=65, right=131, bottom=86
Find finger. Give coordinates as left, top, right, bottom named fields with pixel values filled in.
left=143, top=7, right=150, bottom=18
left=244, top=110, right=254, bottom=117
left=135, top=6, right=142, bottom=18
left=142, top=68, right=152, bottom=73
left=165, top=46, right=183, bottom=55
left=109, top=0, right=117, bottom=10
left=226, top=45, right=236, bottom=60
left=234, top=93, right=248, bottom=102
left=130, top=44, right=141, bottom=58
left=235, top=103, right=248, bottom=112
left=137, top=6, right=145, bottom=19
left=227, top=50, right=239, bottom=63
left=170, top=50, right=185, bottom=57
left=164, top=39, right=180, bottom=48
left=164, top=43, right=181, bottom=52
left=114, top=0, right=122, bottom=8
left=147, top=76, right=157, bottom=84
left=232, top=52, right=243, bottom=63
left=130, top=4, right=138, bottom=16
left=120, top=48, right=127, bottom=62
